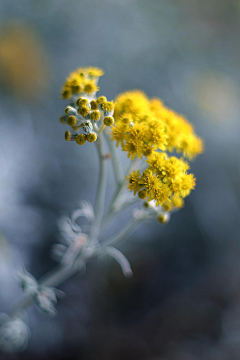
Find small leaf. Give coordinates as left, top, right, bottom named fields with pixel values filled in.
left=105, top=247, right=133, bottom=278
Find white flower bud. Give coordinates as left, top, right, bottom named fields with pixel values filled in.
left=0, top=316, right=30, bottom=353
left=82, top=121, right=93, bottom=134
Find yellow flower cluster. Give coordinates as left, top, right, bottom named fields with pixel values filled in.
left=60, top=67, right=115, bottom=145
left=111, top=90, right=203, bottom=208
left=60, top=68, right=203, bottom=210
left=61, top=67, right=104, bottom=100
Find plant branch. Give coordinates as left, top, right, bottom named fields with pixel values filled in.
left=104, top=130, right=124, bottom=185
left=100, top=217, right=141, bottom=247
left=8, top=262, right=84, bottom=319
left=89, top=133, right=107, bottom=239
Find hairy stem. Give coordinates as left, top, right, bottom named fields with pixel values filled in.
left=101, top=217, right=141, bottom=247
left=8, top=263, right=84, bottom=319
left=89, top=133, right=107, bottom=239
left=104, top=131, right=124, bottom=185
left=100, top=157, right=143, bottom=231
left=4, top=133, right=144, bottom=329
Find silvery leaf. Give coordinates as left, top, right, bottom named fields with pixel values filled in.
left=34, top=286, right=64, bottom=317
left=105, top=247, right=133, bottom=278
left=57, top=216, right=73, bottom=234
left=51, top=244, right=67, bottom=261
left=72, top=200, right=95, bottom=225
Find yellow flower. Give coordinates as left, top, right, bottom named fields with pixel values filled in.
left=163, top=157, right=189, bottom=180
left=146, top=119, right=167, bottom=149
left=102, top=101, right=115, bottom=111
left=146, top=152, right=167, bottom=177
left=86, top=67, right=104, bottom=77
left=110, top=89, right=203, bottom=208
left=60, top=69, right=203, bottom=212
left=77, top=98, right=89, bottom=107
left=97, top=96, right=107, bottom=104
left=170, top=173, right=196, bottom=197
left=140, top=144, right=155, bottom=157
left=138, top=170, right=171, bottom=205
left=114, top=90, right=149, bottom=118
left=171, top=194, right=184, bottom=209
left=176, top=133, right=204, bottom=160
left=126, top=170, right=141, bottom=195
left=84, top=80, right=99, bottom=94
left=120, top=113, right=133, bottom=125
left=123, top=140, right=142, bottom=160
left=61, top=67, right=103, bottom=100
left=60, top=67, right=117, bottom=148
left=111, top=123, right=128, bottom=147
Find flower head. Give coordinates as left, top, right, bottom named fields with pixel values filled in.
left=60, top=67, right=116, bottom=145
left=113, top=90, right=203, bottom=208
left=60, top=68, right=203, bottom=212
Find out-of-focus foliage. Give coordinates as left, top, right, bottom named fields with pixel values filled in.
left=191, top=71, right=240, bottom=124
left=0, top=22, right=49, bottom=100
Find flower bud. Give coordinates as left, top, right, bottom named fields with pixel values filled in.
left=162, top=201, right=172, bottom=212
left=65, top=130, right=78, bottom=141
left=84, top=81, right=99, bottom=94
left=104, top=116, right=114, bottom=126
left=86, top=132, right=97, bottom=143
left=65, top=106, right=76, bottom=115
left=90, top=100, right=98, bottom=110
left=61, top=89, right=72, bottom=100
left=78, top=106, right=90, bottom=117
left=67, top=115, right=77, bottom=126
left=76, top=134, right=86, bottom=145
left=102, top=101, right=115, bottom=112
left=72, top=84, right=83, bottom=94
left=0, top=316, right=30, bottom=353
left=97, top=96, right=107, bottom=104
left=82, top=121, right=93, bottom=134
left=138, top=189, right=147, bottom=199
left=90, top=110, right=100, bottom=121
left=157, top=212, right=170, bottom=224
left=76, top=97, right=89, bottom=107
left=60, top=116, right=68, bottom=124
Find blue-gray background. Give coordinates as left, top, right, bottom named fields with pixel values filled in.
left=1, top=0, right=240, bottom=359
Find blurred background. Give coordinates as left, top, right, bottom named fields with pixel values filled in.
left=0, top=0, right=240, bottom=359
